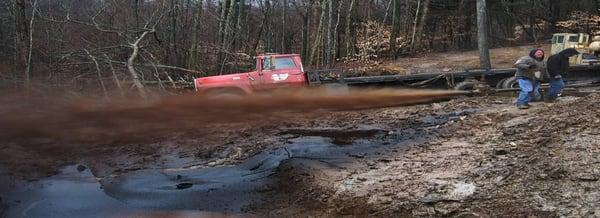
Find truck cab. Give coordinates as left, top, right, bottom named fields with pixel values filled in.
left=194, top=54, right=308, bottom=95
left=551, top=33, right=599, bottom=65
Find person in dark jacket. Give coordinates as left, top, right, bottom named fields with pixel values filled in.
left=513, top=48, right=546, bottom=109
left=545, top=48, right=580, bottom=102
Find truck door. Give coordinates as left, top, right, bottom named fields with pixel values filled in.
left=258, top=56, right=305, bottom=90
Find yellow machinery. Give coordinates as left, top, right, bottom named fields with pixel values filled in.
left=551, top=33, right=600, bottom=65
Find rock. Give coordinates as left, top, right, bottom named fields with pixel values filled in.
left=176, top=182, right=193, bottom=190
left=454, top=212, right=483, bottom=218
left=575, top=173, right=600, bottom=181
left=422, top=181, right=476, bottom=203
left=348, top=153, right=365, bottom=159
left=412, top=206, right=436, bottom=217
left=256, top=185, right=274, bottom=193
left=76, top=165, right=87, bottom=172
left=494, top=149, right=509, bottom=156
left=503, top=117, right=533, bottom=128
left=434, top=202, right=461, bottom=215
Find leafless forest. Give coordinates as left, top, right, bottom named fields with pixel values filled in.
left=1, top=0, right=599, bottom=96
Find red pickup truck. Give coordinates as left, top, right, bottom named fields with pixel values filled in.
left=194, top=54, right=316, bottom=95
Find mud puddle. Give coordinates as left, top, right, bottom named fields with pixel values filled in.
left=95, top=128, right=408, bottom=213
left=2, top=125, right=418, bottom=217
left=282, top=128, right=387, bottom=145
left=2, top=165, right=126, bottom=217
left=0, top=107, right=478, bottom=217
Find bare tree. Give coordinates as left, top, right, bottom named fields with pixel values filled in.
left=85, top=49, right=108, bottom=99
left=188, top=0, right=203, bottom=70
left=411, top=0, right=430, bottom=50
left=477, top=0, right=491, bottom=69
left=389, top=0, right=401, bottom=59
left=344, top=0, right=356, bottom=57
left=13, top=0, right=28, bottom=87
left=24, top=0, right=37, bottom=89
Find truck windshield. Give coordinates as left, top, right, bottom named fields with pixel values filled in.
left=568, top=35, right=578, bottom=42
left=274, top=57, right=296, bottom=69
left=261, top=57, right=297, bottom=70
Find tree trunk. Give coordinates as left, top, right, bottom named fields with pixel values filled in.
left=235, top=0, right=246, bottom=51
left=302, top=0, right=314, bottom=61
left=309, top=0, right=327, bottom=67
left=187, top=0, right=203, bottom=69
left=127, top=31, right=152, bottom=98
left=135, top=0, right=140, bottom=28
left=219, top=0, right=237, bottom=74
left=221, top=0, right=236, bottom=51
left=344, top=0, right=356, bottom=57
left=383, top=0, right=393, bottom=25
left=24, top=0, right=37, bottom=89
left=332, top=1, right=342, bottom=62
left=14, top=0, right=28, bottom=87
left=281, top=0, right=287, bottom=53
left=104, top=54, right=125, bottom=97
left=170, top=0, right=179, bottom=66
left=410, top=0, right=421, bottom=50
left=411, top=0, right=429, bottom=50
left=477, top=0, right=491, bottom=69
left=264, top=0, right=273, bottom=52
left=326, top=0, right=333, bottom=66
left=389, top=0, right=401, bottom=59
left=85, top=49, right=108, bottom=99
left=218, top=0, right=228, bottom=45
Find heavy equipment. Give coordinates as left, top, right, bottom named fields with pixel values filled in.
left=551, top=33, right=600, bottom=65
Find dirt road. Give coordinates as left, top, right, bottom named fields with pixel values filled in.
left=1, top=91, right=599, bottom=217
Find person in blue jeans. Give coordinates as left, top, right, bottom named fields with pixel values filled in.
left=513, top=49, right=546, bottom=109
left=545, top=48, right=580, bottom=102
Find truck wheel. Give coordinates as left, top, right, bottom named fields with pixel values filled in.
left=323, top=83, right=350, bottom=96
left=204, top=89, right=245, bottom=99
left=502, top=77, right=519, bottom=89
left=214, top=92, right=243, bottom=99
left=496, top=78, right=508, bottom=89
left=453, top=81, right=476, bottom=90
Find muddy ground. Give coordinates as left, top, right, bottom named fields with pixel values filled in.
left=263, top=94, right=600, bottom=217
left=1, top=90, right=600, bottom=217
left=348, top=44, right=551, bottom=76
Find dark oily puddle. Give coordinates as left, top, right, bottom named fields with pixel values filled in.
left=2, top=119, right=455, bottom=217
left=282, top=127, right=388, bottom=145
left=98, top=132, right=403, bottom=214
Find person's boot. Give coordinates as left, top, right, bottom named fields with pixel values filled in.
left=517, top=104, right=530, bottom=109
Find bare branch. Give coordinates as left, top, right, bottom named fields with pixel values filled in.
left=84, top=49, right=109, bottom=99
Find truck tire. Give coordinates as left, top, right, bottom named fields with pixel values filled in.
left=496, top=78, right=508, bottom=89
left=323, top=83, right=350, bottom=96
left=453, top=81, right=476, bottom=90
left=502, top=77, right=543, bottom=101
left=502, top=77, right=519, bottom=89
left=204, top=89, right=245, bottom=99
